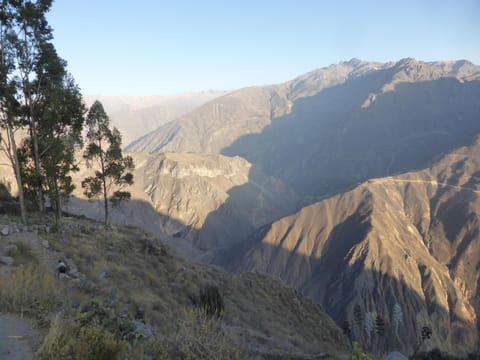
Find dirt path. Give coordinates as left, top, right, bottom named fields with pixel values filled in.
left=0, top=313, right=39, bottom=360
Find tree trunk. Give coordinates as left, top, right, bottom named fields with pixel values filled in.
left=100, top=148, right=108, bottom=226
left=6, top=123, right=27, bottom=224
left=53, top=176, right=62, bottom=226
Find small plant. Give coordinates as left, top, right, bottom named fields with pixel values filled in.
left=166, top=309, right=242, bottom=359
left=6, top=241, right=37, bottom=265
left=350, top=341, right=372, bottom=360
left=199, top=285, right=224, bottom=318
left=39, top=315, right=126, bottom=360
left=411, top=325, right=433, bottom=358
left=342, top=320, right=352, bottom=342
left=0, top=264, right=62, bottom=318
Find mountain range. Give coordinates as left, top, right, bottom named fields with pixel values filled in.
left=121, top=58, right=480, bottom=354
left=84, top=91, right=227, bottom=145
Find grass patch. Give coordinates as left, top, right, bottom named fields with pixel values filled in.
left=0, top=264, right=62, bottom=320
left=6, top=241, right=38, bottom=265
left=38, top=315, right=126, bottom=360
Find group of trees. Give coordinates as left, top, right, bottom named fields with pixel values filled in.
left=0, top=0, right=133, bottom=226
left=342, top=302, right=432, bottom=357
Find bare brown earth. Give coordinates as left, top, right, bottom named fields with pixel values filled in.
left=65, top=152, right=298, bottom=259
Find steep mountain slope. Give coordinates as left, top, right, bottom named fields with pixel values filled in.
left=126, top=59, right=386, bottom=154
left=0, top=214, right=350, bottom=359
left=84, top=91, right=227, bottom=145
left=66, top=152, right=298, bottom=259
left=231, top=134, right=480, bottom=355
left=127, top=59, right=480, bottom=198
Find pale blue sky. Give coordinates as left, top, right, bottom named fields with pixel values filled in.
left=47, top=0, right=480, bottom=96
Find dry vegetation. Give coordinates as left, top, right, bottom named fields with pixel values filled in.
left=0, top=213, right=349, bottom=359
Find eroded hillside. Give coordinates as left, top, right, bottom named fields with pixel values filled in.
left=66, top=152, right=298, bottom=259
left=231, top=134, right=480, bottom=355
left=127, top=59, right=480, bottom=198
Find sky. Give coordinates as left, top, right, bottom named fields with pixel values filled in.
left=47, top=0, right=480, bottom=96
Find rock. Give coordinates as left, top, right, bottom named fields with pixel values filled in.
left=59, top=273, right=70, bottom=280
left=1, top=227, right=9, bottom=236
left=132, top=319, right=153, bottom=338
left=41, top=240, right=49, bottom=249
left=0, top=256, right=14, bottom=265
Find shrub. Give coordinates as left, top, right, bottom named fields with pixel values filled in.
left=200, top=285, right=224, bottom=318
left=350, top=342, right=372, bottom=360
left=6, top=241, right=37, bottom=265
left=39, top=315, right=125, bottom=360
left=165, top=309, right=242, bottom=360
left=0, top=264, right=62, bottom=318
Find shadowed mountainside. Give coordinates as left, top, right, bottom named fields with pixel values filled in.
left=127, top=59, right=480, bottom=200
left=227, top=134, right=480, bottom=355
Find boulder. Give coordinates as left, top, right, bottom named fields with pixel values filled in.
left=1, top=227, right=9, bottom=236
left=41, top=240, right=50, bottom=249
left=0, top=256, right=14, bottom=265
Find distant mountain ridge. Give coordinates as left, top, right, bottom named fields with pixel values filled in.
left=84, top=91, right=228, bottom=145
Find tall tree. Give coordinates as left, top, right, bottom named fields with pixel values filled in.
left=0, top=0, right=27, bottom=223
left=12, top=0, right=54, bottom=212
left=82, top=101, right=134, bottom=226
left=33, top=43, right=84, bottom=223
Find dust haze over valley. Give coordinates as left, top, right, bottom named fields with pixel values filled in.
left=59, top=58, right=480, bottom=355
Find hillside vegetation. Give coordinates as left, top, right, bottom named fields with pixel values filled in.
left=0, top=212, right=349, bottom=359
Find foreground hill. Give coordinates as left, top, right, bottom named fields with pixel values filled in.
left=0, top=213, right=349, bottom=359
left=230, top=134, right=480, bottom=355
left=127, top=59, right=480, bottom=198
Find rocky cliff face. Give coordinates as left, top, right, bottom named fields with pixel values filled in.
left=66, top=152, right=298, bottom=259
left=231, top=135, right=480, bottom=355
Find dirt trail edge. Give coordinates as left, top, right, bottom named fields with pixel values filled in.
left=0, top=313, right=39, bottom=360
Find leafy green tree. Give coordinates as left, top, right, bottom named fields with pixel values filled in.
left=82, top=101, right=134, bottom=226
left=0, top=0, right=27, bottom=223
left=10, top=0, right=55, bottom=212
left=34, top=44, right=85, bottom=222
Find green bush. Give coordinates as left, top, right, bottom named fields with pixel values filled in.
left=350, top=342, right=372, bottom=360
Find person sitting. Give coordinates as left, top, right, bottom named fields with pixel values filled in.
left=57, top=259, right=66, bottom=275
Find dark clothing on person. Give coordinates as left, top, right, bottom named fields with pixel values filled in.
left=57, top=260, right=66, bottom=274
